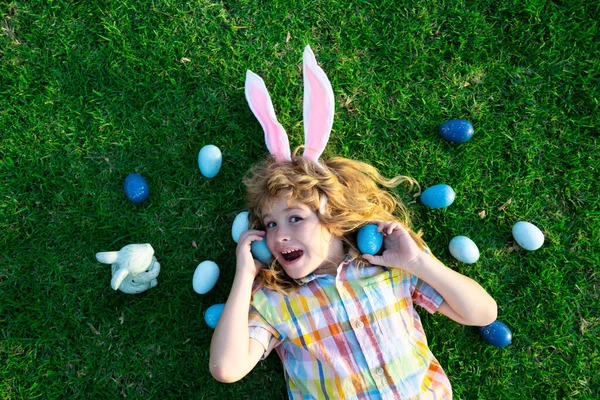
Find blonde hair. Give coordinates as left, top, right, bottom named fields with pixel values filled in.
left=243, top=147, right=425, bottom=293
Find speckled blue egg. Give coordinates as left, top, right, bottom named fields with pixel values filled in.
left=192, top=261, right=220, bottom=294
left=231, top=211, right=250, bottom=243
left=204, top=303, right=225, bottom=329
left=198, top=145, right=222, bottom=178
left=449, top=236, right=480, bottom=264
left=439, top=119, right=474, bottom=143
left=512, top=221, right=544, bottom=250
left=251, top=239, right=273, bottom=264
left=479, top=320, right=513, bottom=347
left=124, top=173, right=149, bottom=203
left=420, top=184, right=456, bottom=208
left=357, top=224, right=383, bottom=255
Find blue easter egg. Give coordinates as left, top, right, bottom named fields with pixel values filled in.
left=357, top=224, right=383, bottom=255
left=231, top=211, right=250, bottom=243
left=204, top=303, right=226, bottom=329
left=439, top=119, right=474, bottom=143
left=512, top=221, right=544, bottom=251
left=192, top=260, right=220, bottom=294
left=449, top=236, right=480, bottom=264
left=198, top=145, right=222, bottom=178
left=124, top=173, right=149, bottom=203
left=251, top=239, right=273, bottom=264
left=479, top=320, right=513, bottom=347
left=420, top=184, right=456, bottom=208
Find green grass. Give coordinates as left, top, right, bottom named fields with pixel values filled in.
left=1, top=0, right=598, bottom=398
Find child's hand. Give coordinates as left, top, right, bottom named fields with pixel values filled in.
left=236, top=230, right=267, bottom=277
left=361, top=222, right=423, bottom=272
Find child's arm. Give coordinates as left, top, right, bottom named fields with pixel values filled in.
left=362, top=222, right=497, bottom=326
left=209, top=230, right=267, bottom=383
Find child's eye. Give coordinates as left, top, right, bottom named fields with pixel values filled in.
left=265, top=221, right=276, bottom=229
left=290, top=216, right=303, bottom=223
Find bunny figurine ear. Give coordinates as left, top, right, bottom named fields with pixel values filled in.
left=245, top=70, right=292, bottom=162
left=302, top=45, right=335, bottom=162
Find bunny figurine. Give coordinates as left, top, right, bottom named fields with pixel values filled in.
left=96, top=243, right=161, bottom=294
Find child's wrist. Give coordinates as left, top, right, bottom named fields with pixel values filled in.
left=403, top=251, right=429, bottom=273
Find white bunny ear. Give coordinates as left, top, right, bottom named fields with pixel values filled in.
left=302, top=45, right=334, bottom=162
left=245, top=70, right=291, bottom=162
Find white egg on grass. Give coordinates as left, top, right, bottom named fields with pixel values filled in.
left=512, top=221, right=544, bottom=250
left=231, top=211, right=250, bottom=243
left=198, top=145, right=222, bottom=178
left=192, top=260, right=220, bottom=294
left=448, top=236, right=480, bottom=264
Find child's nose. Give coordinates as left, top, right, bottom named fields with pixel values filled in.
left=275, top=226, right=291, bottom=242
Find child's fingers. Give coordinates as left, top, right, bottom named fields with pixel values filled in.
left=362, top=253, right=382, bottom=266
left=237, top=230, right=266, bottom=247
left=369, top=221, right=403, bottom=235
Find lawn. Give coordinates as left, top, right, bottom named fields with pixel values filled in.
left=1, top=0, right=598, bottom=398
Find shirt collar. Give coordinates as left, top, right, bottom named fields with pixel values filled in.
left=293, top=256, right=353, bottom=285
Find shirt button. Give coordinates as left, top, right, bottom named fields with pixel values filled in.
left=355, top=320, right=364, bottom=329
left=376, top=367, right=385, bottom=376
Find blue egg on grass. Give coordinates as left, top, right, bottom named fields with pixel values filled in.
left=449, top=236, right=480, bottom=264
left=192, top=261, right=220, bottom=294
left=198, top=145, right=222, bottom=178
left=231, top=211, right=250, bottom=243
left=124, top=173, right=149, bottom=203
left=420, top=184, right=456, bottom=208
left=251, top=239, right=273, bottom=264
left=512, top=221, right=544, bottom=251
left=439, top=119, right=474, bottom=143
left=479, top=320, right=512, bottom=347
left=357, top=224, right=383, bottom=255
left=204, top=303, right=226, bottom=329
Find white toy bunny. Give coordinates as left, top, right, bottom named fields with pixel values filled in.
left=96, top=243, right=161, bottom=294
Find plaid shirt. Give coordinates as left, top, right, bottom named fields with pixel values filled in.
left=248, top=253, right=451, bottom=399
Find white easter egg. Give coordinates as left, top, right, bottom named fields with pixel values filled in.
left=512, top=221, right=544, bottom=250
left=192, top=260, right=220, bottom=294
left=198, top=145, right=222, bottom=178
left=232, top=211, right=250, bottom=243
left=449, top=236, right=480, bottom=264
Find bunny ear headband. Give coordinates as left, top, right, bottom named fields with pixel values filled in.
left=245, top=45, right=335, bottom=166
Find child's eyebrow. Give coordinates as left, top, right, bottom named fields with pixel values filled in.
left=262, top=207, right=295, bottom=220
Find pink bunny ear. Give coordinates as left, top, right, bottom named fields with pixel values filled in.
left=245, top=70, right=291, bottom=162
left=302, top=45, right=335, bottom=162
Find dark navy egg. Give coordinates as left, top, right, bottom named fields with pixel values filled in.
left=124, top=173, right=149, bottom=203
left=420, top=184, right=456, bottom=208
left=439, top=119, right=474, bottom=143
left=479, top=320, right=512, bottom=347
left=357, top=224, right=383, bottom=255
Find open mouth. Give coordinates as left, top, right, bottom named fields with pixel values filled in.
left=280, top=249, right=304, bottom=263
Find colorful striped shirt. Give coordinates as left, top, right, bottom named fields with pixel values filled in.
left=248, top=253, right=452, bottom=399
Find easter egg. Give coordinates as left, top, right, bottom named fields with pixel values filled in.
left=479, top=320, right=512, bottom=347
left=449, top=236, right=480, bottom=264
left=124, top=173, right=150, bottom=203
left=251, top=239, right=273, bottom=264
left=439, top=119, right=474, bottom=143
left=198, top=145, right=222, bottom=178
left=204, top=303, right=226, bottom=329
left=420, top=184, right=456, bottom=208
left=357, top=224, right=383, bottom=255
left=192, top=260, right=220, bottom=294
left=232, top=211, right=250, bottom=243
left=512, top=221, right=544, bottom=250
